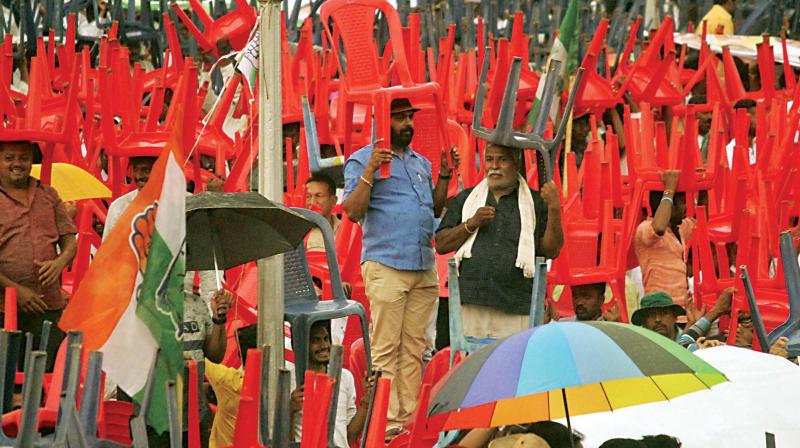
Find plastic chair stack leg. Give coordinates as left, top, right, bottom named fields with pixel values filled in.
left=769, top=231, right=800, bottom=356
left=17, top=351, right=47, bottom=448
left=166, top=380, right=182, bottom=448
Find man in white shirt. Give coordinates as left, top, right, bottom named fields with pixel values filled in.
left=102, top=156, right=157, bottom=240
left=289, top=320, right=372, bottom=447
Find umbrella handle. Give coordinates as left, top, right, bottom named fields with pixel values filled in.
left=212, top=247, right=223, bottom=291
left=562, top=388, right=576, bottom=448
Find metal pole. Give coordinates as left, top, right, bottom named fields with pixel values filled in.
left=257, top=0, right=285, bottom=434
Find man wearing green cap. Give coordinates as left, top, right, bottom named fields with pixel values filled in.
left=632, top=288, right=733, bottom=350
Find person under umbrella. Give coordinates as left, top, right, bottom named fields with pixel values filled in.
left=631, top=289, right=733, bottom=351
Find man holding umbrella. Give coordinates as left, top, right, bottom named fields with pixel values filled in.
left=343, top=97, right=459, bottom=435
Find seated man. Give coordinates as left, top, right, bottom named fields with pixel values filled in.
left=290, top=320, right=372, bottom=447
left=557, top=282, right=620, bottom=322
left=631, top=289, right=732, bottom=351
left=435, top=143, right=563, bottom=339
left=305, top=173, right=341, bottom=252
left=552, top=279, right=639, bottom=322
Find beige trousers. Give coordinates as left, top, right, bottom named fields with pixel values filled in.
left=361, top=261, right=438, bottom=429
left=462, top=303, right=530, bottom=339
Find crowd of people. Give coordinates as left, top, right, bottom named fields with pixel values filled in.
left=1, top=0, right=800, bottom=447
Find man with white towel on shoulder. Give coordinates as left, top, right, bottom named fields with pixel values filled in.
left=435, top=143, right=563, bottom=339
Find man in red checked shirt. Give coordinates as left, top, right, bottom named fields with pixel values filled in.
left=0, top=141, right=77, bottom=370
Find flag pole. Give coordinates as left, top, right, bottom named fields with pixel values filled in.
left=257, top=0, right=284, bottom=435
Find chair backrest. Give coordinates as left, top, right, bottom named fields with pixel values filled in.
left=290, top=208, right=349, bottom=302
left=282, top=242, right=319, bottom=307
left=320, top=0, right=413, bottom=93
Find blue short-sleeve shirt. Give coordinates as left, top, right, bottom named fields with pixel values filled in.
left=343, top=144, right=435, bottom=271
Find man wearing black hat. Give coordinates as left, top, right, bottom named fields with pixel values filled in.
left=343, top=97, right=459, bottom=435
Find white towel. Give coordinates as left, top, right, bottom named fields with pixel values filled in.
left=453, top=174, right=537, bottom=277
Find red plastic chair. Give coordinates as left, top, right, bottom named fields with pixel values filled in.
left=231, top=348, right=266, bottom=447
left=574, top=19, right=620, bottom=117
left=3, top=287, right=16, bottom=331
left=192, top=73, right=241, bottom=164
left=349, top=338, right=368, bottom=402
left=319, top=0, right=450, bottom=160
left=363, top=377, right=392, bottom=448
left=300, top=371, right=335, bottom=448
left=98, top=400, right=134, bottom=445
left=187, top=361, right=201, bottom=448
left=171, top=0, right=257, bottom=55
left=614, top=17, right=683, bottom=106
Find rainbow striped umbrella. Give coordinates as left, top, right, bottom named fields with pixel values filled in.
left=427, top=321, right=728, bottom=433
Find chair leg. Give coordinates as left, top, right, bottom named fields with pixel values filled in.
left=357, top=310, right=372, bottom=373
left=79, top=351, right=103, bottom=439
left=272, top=369, right=292, bottom=448
left=447, top=260, right=466, bottom=367
left=1, top=331, right=21, bottom=416
left=166, top=380, right=182, bottom=448
left=291, top=316, right=309, bottom=388
left=433, top=91, right=451, bottom=155
left=17, top=352, right=47, bottom=448
left=343, top=101, right=355, bottom=156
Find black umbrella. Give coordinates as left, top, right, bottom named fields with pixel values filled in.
left=185, top=192, right=315, bottom=271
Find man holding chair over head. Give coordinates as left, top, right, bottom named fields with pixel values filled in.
left=343, top=97, right=459, bottom=436
left=435, top=140, right=564, bottom=339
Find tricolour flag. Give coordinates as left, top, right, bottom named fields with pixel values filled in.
left=527, top=0, right=580, bottom=128
left=60, top=123, right=187, bottom=433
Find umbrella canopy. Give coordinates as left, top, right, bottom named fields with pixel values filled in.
left=570, top=346, right=800, bottom=447
left=185, top=191, right=315, bottom=271
left=30, top=163, right=112, bottom=202
left=428, top=322, right=728, bottom=431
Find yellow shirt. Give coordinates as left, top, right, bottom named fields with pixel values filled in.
left=205, top=360, right=243, bottom=448
left=696, top=4, right=734, bottom=35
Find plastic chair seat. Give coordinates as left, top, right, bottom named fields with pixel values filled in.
left=463, top=335, right=496, bottom=346
left=285, top=299, right=367, bottom=317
